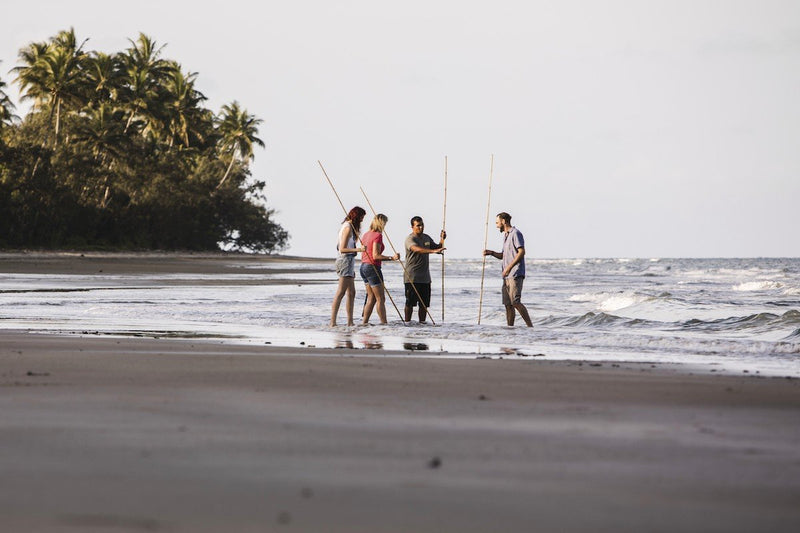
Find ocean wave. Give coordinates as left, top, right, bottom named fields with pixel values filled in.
left=679, top=310, right=800, bottom=333
left=784, top=328, right=800, bottom=340
left=536, top=312, right=656, bottom=329
left=568, top=291, right=659, bottom=312
left=733, top=281, right=784, bottom=292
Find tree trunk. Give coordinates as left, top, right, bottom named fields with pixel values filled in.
left=99, top=173, right=112, bottom=209
left=54, top=98, right=61, bottom=147
left=215, top=156, right=236, bottom=191
left=124, top=103, right=139, bottom=133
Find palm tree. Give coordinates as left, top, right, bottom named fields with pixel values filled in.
left=120, top=33, right=173, bottom=134
left=84, top=51, right=126, bottom=107
left=71, top=103, right=131, bottom=207
left=162, top=67, right=208, bottom=149
left=12, top=41, right=50, bottom=110
left=215, top=101, right=264, bottom=190
left=0, top=63, right=19, bottom=129
left=13, top=28, right=88, bottom=146
left=73, top=102, right=130, bottom=208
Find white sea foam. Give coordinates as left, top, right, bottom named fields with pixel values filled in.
left=598, top=294, right=645, bottom=313
left=733, top=281, right=784, bottom=292
left=568, top=291, right=650, bottom=313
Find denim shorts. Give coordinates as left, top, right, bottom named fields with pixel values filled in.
left=335, top=254, right=356, bottom=277
left=360, top=263, right=384, bottom=287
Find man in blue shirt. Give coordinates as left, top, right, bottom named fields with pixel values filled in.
left=483, top=212, right=533, bottom=327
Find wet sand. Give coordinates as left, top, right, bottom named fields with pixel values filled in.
left=2, top=330, right=800, bottom=532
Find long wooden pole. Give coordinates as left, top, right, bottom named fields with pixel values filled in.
left=360, top=186, right=436, bottom=326
left=317, top=161, right=405, bottom=324
left=477, top=154, right=494, bottom=325
left=441, top=156, right=447, bottom=322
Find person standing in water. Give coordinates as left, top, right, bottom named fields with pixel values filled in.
left=330, top=206, right=367, bottom=326
left=483, top=212, right=533, bottom=327
left=403, top=216, right=445, bottom=323
left=360, top=213, right=399, bottom=325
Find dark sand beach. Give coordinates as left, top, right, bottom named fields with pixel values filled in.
left=2, top=253, right=800, bottom=531
left=2, top=332, right=800, bottom=532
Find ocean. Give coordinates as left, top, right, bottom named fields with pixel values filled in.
left=2, top=256, right=799, bottom=377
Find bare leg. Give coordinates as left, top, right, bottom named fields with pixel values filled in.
left=514, top=302, right=533, bottom=327
left=418, top=305, right=426, bottom=323
left=330, top=277, right=349, bottom=326
left=505, top=305, right=515, bottom=326
left=344, top=277, right=356, bottom=326
left=362, top=285, right=377, bottom=325
left=404, top=305, right=413, bottom=322
left=375, top=284, right=387, bottom=324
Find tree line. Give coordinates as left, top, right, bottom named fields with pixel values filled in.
left=0, top=28, right=288, bottom=252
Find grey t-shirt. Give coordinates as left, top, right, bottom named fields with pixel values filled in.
left=502, top=227, right=526, bottom=278
left=404, top=233, right=438, bottom=283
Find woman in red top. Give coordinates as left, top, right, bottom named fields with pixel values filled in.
left=359, top=213, right=399, bottom=325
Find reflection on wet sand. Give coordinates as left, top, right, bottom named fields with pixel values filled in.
left=403, top=342, right=429, bottom=351
left=335, top=337, right=354, bottom=349
left=358, top=334, right=383, bottom=350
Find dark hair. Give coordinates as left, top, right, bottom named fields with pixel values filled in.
left=345, top=206, right=367, bottom=233
left=497, top=212, right=512, bottom=224
left=410, top=216, right=423, bottom=226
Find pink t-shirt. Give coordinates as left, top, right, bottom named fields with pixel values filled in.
left=361, top=231, right=384, bottom=266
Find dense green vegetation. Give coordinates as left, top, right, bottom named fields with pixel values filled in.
left=0, top=28, right=288, bottom=252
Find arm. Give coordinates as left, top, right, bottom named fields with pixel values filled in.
left=409, top=231, right=447, bottom=254
left=373, top=241, right=399, bottom=262
left=409, top=244, right=446, bottom=254
left=483, top=250, right=502, bottom=260
left=502, top=247, right=525, bottom=278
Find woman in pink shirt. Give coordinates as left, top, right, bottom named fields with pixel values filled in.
left=359, top=213, right=399, bottom=324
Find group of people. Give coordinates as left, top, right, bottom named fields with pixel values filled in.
left=330, top=207, right=532, bottom=328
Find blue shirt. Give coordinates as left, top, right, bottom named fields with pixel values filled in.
left=502, top=227, right=525, bottom=279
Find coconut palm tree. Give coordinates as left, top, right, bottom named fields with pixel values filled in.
left=215, top=101, right=264, bottom=190
left=160, top=67, right=209, bottom=149
left=120, top=33, right=173, bottom=134
left=13, top=28, right=88, bottom=146
left=84, top=51, right=126, bottom=107
left=71, top=103, right=130, bottom=207
left=0, top=63, right=19, bottom=129
left=12, top=41, right=51, bottom=110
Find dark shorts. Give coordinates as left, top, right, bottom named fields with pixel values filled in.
left=360, top=263, right=384, bottom=287
left=405, top=282, right=431, bottom=308
left=502, top=277, right=524, bottom=305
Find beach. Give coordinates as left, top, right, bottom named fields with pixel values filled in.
left=1, top=253, right=800, bottom=531
left=2, top=331, right=800, bottom=532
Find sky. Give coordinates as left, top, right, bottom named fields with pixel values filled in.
left=2, top=0, right=798, bottom=258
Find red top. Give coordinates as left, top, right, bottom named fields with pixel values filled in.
left=361, top=231, right=384, bottom=267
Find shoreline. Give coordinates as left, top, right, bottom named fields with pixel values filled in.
left=2, top=330, right=799, bottom=531
left=2, top=251, right=798, bottom=378
left=0, top=250, right=331, bottom=275
left=0, top=250, right=800, bottom=377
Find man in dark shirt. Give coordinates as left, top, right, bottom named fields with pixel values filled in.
left=403, top=216, right=446, bottom=322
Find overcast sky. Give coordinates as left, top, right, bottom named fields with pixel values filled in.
left=3, top=1, right=798, bottom=258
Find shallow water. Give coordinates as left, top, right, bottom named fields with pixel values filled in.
left=2, top=257, right=799, bottom=376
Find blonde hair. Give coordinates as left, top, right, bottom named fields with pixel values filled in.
left=369, top=213, right=388, bottom=232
